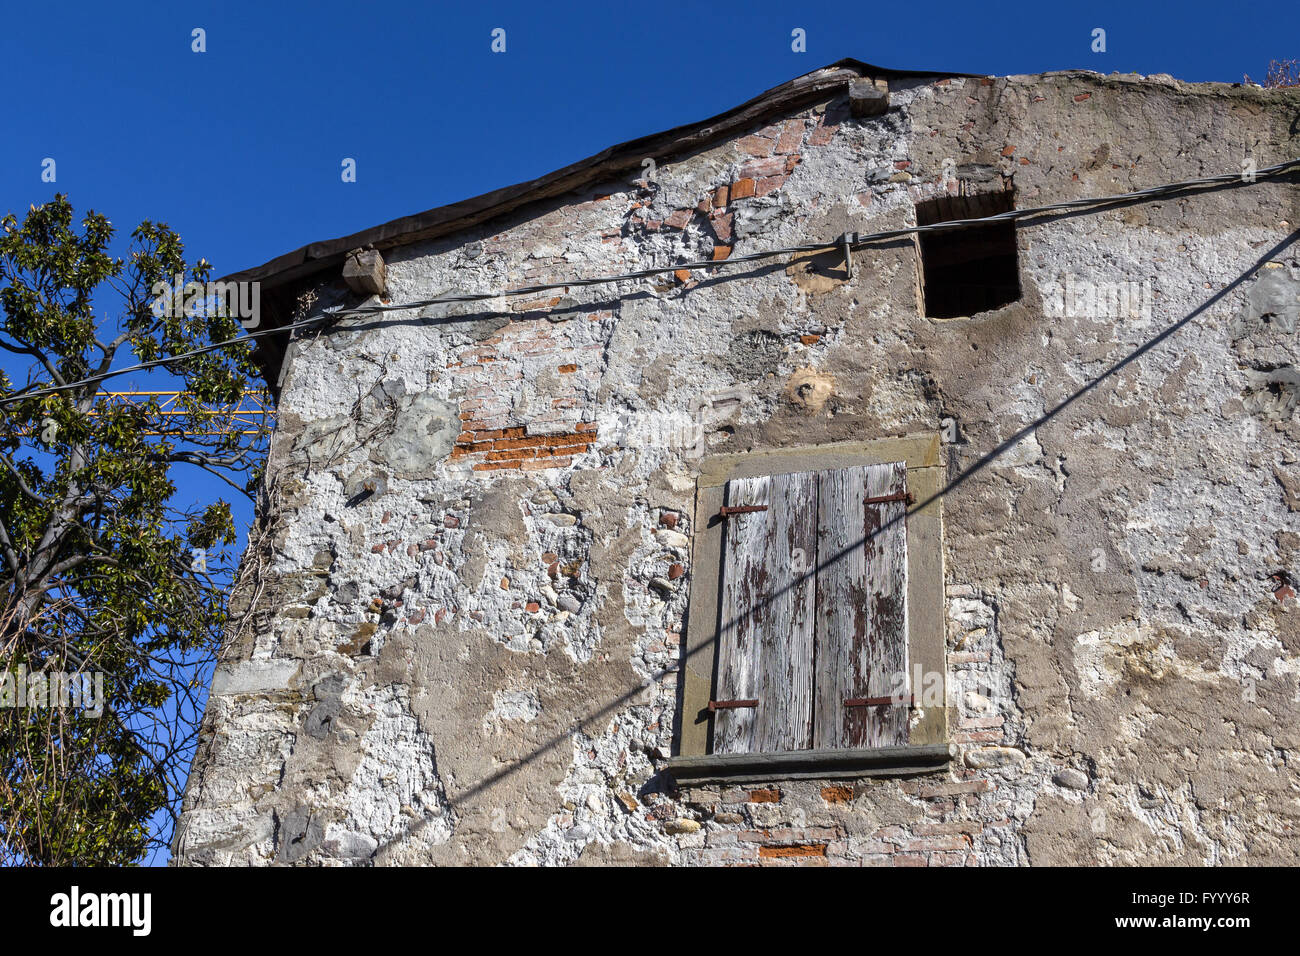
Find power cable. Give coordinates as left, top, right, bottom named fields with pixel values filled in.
left=3, top=156, right=1296, bottom=409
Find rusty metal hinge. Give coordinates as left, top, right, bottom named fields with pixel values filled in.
left=717, top=505, right=768, bottom=518
left=708, top=698, right=759, bottom=712
left=863, top=491, right=913, bottom=507
left=845, top=695, right=914, bottom=708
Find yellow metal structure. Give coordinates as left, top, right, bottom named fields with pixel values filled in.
left=85, top=391, right=274, bottom=436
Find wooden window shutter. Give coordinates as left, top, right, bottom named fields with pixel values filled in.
left=813, top=462, right=910, bottom=749
left=713, top=472, right=817, bottom=754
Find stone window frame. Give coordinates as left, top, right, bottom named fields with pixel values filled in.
left=670, top=434, right=952, bottom=784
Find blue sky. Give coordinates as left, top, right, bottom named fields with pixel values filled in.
left=1, top=0, right=1294, bottom=864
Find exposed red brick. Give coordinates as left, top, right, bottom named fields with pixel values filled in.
left=740, top=157, right=786, bottom=179
left=539, top=442, right=590, bottom=456
left=525, top=602, right=541, bottom=613
left=1000, top=145, right=1015, bottom=156
left=758, top=843, right=825, bottom=859
left=557, top=363, right=578, bottom=374
left=485, top=448, right=537, bottom=462
left=659, top=511, right=679, bottom=529
left=737, top=134, right=775, bottom=157
left=575, top=422, right=598, bottom=433
left=820, top=784, right=853, bottom=804
left=668, top=563, right=684, bottom=580
left=749, top=788, right=782, bottom=803
left=494, top=436, right=556, bottom=451
left=674, top=268, right=693, bottom=283
left=953, top=730, right=1003, bottom=744
left=511, top=295, right=563, bottom=313
left=713, top=245, right=732, bottom=260
left=1074, top=92, right=1091, bottom=102
left=800, top=334, right=821, bottom=345
left=473, top=460, right=522, bottom=471
left=807, top=125, right=835, bottom=147
left=665, top=209, right=692, bottom=230
left=755, top=175, right=788, bottom=197
left=710, top=212, right=733, bottom=243
left=775, top=121, right=804, bottom=154
left=730, top=178, right=755, bottom=200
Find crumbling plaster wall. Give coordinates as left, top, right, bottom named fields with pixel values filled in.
left=175, top=69, right=1300, bottom=866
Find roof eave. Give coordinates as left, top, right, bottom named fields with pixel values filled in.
left=223, top=59, right=976, bottom=291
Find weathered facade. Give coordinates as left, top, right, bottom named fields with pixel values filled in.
left=174, top=61, right=1300, bottom=866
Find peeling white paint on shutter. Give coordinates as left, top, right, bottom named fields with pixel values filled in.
left=713, top=472, right=817, bottom=754
left=813, top=462, right=910, bottom=749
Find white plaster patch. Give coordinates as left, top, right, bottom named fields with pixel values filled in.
left=485, top=689, right=543, bottom=732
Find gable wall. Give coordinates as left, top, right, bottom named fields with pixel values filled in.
left=174, top=71, right=1300, bottom=866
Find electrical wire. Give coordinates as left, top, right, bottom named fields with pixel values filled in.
left=3, top=156, right=1297, bottom=409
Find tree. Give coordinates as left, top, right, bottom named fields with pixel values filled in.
left=0, top=195, right=268, bottom=864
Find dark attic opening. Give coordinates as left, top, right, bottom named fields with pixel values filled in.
left=915, top=190, right=1020, bottom=319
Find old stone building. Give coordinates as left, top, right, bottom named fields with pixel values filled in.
left=173, top=60, right=1300, bottom=866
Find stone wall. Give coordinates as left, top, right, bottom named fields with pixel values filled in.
left=174, top=69, right=1300, bottom=866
